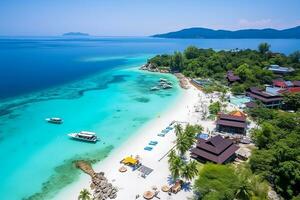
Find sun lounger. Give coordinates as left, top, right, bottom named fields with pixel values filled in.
left=149, top=141, right=158, bottom=145
left=157, top=133, right=165, bottom=137
left=144, top=146, right=153, bottom=151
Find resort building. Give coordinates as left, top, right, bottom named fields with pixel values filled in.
left=226, top=70, right=241, bottom=84
left=216, top=111, right=247, bottom=134
left=271, top=80, right=300, bottom=94
left=190, top=135, right=239, bottom=164
left=267, top=64, right=294, bottom=74
left=246, top=87, right=283, bottom=108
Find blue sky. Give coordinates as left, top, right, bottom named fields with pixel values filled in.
left=0, top=0, right=299, bottom=36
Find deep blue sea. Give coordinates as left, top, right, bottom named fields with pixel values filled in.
left=1, top=37, right=299, bottom=99
left=0, top=37, right=299, bottom=200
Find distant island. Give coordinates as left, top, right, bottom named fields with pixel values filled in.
left=63, top=32, right=89, bottom=36
left=152, top=26, right=300, bottom=39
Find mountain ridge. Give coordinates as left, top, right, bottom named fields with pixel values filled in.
left=152, top=26, right=300, bottom=39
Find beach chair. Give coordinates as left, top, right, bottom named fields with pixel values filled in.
left=157, top=133, right=165, bottom=137
left=170, top=180, right=183, bottom=194
left=149, top=141, right=158, bottom=145
left=144, top=146, right=153, bottom=151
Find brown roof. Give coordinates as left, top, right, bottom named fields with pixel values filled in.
left=227, top=71, right=241, bottom=82
left=191, top=135, right=239, bottom=164
left=245, top=101, right=257, bottom=108
left=216, top=119, right=247, bottom=128
left=218, top=113, right=246, bottom=122
left=247, top=87, right=283, bottom=103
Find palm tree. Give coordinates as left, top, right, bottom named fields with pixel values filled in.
left=174, top=123, right=183, bottom=137
left=176, top=133, right=190, bottom=156
left=180, top=160, right=199, bottom=182
left=78, top=188, right=91, bottom=200
left=168, top=149, right=177, bottom=165
left=169, top=155, right=184, bottom=180
left=258, top=42, right=270, bottom=54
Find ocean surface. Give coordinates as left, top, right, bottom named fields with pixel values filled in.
left=0, top=37, right=299, bottom=200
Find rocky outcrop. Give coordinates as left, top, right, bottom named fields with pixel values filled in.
left=75, top=161, right=117, bottom=200
left=91, top=172, right=118, bottom=200
left=140, top=63, right=169, bottom=73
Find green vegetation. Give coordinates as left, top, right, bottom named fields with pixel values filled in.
left=148, top=43, right=300, bottom=94
left=208, top=101, right=221, bottom=115
left=248, top=108, right=300, bottom=199
left=78, top=188, right=91, bottom=200
left=194, top=164, right=268, bottom=200
left=283, top=92, right=300, bottom=111
left=150, top=44, right=300, bottom=199
left=174, top=124, right=203, bottom=156
left=168, top=124, right=203, bottom=182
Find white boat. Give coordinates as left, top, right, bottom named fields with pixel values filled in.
left=162, top=83, right=173, bottom=89
left=68, top=131, right=98, bottom=143
left=159, top=78, right=168, bottom=82
left=150, top=86, right=160, bottom=91
left=45, top=117, right=63, bottom=124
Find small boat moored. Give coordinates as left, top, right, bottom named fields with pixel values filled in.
left=68, top=131, right=98, bottom=143
left=46, top=117, right=63, bottom=124
left=150, top=86, right=160, bottom=91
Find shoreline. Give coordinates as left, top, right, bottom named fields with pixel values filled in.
left=54, top=81, right=200, bottom=200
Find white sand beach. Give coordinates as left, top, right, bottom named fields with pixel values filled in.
left=54, top=83, right=202, bottom=200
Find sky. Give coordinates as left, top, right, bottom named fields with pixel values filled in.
left=0, top=0, right=299, bottom=36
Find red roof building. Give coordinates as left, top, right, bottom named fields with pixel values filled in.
left=191, top=135, right=239, bottom=164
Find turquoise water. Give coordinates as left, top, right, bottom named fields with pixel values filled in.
left=0, top=37, right=299, bottom=200
left=0, top=60, right=181, bottom=200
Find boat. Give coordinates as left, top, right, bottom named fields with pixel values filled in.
left=159, top=78, right=169, bottom=83
left=68, top=131, right=98, bottom=143
left=45, top=117, right=63, bottom=124
left=150, top=86, right=160, bottom=91
left=161, top=83, right=173, bottom=89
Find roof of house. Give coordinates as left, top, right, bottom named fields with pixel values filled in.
left=191, top=135, right=239, bottom=164
left=226, top=71, right=241, bottom=82
left=279, top=87, right=300, bottom=94
left=273, top=80, right=295, bottom=88
left=293, top=81, right=300, bottom=87
left=216, top=113, right=247, bottom=129
left=268, top=65, right=294, bottom=73
left=247, top=87, right=283, bottom=103
left=245, top=101, right=257, bottom=108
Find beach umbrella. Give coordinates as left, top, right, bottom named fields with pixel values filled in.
left=161, top=185, right=170, bottom=192
left=143, top=191, right=154, bottom=199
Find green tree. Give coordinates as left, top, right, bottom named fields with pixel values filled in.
left=168, top=152, right=184, bottom=180
left=174, top=123, right=183, bottom=137
left=283, top=92, right=300, bottom=111
left=258, top=43, right=271, bottom=54
left=184, top=46, right=200, bottom=59
left=209, top=101, right=221, bottom=115
left=194, top=164, right=239, bottom=200
left=176, top=133, right=190, bottom=156
left=171, top=51, right=184, bottom=71
left=78, top=189, right=91, bottom=200
left=180, top=160, right=198, bottom=182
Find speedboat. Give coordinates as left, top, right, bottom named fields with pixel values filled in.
left=159, top=78, right=167, bottom=82
left=68, top=131, right=98, bottom=143
left=150, top=86, right=160, bottom=91
left=46, top=117, right=63, bottom=124
left=161, top=83, right=173, bottom=89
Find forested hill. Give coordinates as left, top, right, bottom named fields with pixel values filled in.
left=152, top=26, right=300, bottom=39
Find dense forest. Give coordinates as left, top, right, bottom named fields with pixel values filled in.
left=148, top=44, right=300, bottom=92
left=149, top=44, right=300, bottom=199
